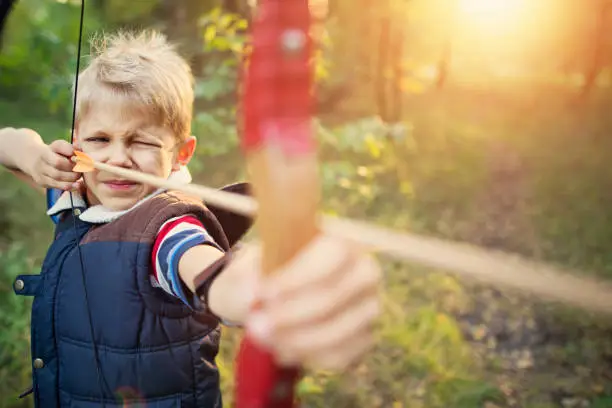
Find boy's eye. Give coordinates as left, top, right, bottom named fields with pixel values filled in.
left=133, top=140, right=162, bottom=148
left=85, top=136, right=109, bottom=143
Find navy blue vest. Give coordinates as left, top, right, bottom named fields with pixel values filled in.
left=14, top=191, right=236, bottom=408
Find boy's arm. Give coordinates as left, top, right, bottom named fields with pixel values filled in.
left=151, top=216, right=244, bottom=324
left=178, top=245, right=247, bottom=323
left=178, top=244, right=225, bottom=294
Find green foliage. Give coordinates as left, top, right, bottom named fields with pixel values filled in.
left=0, top=244, right=36, bottom=408
left=189, top=7, right=247, bottom=167
left=192, top=59, right=241, bottom=160
left=98, top=0, right=159, bottom=26
left=200, top=7, right=248, bottom=55
left=0, top=0, right=101, bottom=118
left=196, top=6, right=248, bottom=102
left=193, top=108, right=239, bottom=158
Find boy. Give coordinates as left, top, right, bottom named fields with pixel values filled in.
left=0, top=31, right=381, bottom=407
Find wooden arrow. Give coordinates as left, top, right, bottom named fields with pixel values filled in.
left=72, top=151, right=612, bottom=316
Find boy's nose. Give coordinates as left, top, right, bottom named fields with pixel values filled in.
left=106, top=145, right=133, bottom=168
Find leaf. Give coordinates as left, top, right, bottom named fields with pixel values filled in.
left=219, top=14, right=234, bottom=29
left=400, top=181, right=414, bottom=198
left=364, top=134, right=382, bottom=158
left=204, top=25, right=217, bottom=44
left=211, top=36, right=231, bottom=51
left=297, top=376, right=324, bottom=395
left=235, top=19, right=249, bottom=30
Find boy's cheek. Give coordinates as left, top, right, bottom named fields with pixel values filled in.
left=81, top=175, right=100, bottom=205
left=82, top=173, right=95, bottom=189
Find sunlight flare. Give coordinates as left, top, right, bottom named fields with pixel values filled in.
left=458, top=0, right=527, bottom=26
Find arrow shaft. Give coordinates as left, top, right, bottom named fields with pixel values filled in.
left=78, top=158, right=612, bottom=316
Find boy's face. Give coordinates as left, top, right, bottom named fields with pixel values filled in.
left=75, top=99, right=195, bottom=211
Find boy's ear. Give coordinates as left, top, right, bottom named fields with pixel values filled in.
left=173, top=136, right=197, bottom=170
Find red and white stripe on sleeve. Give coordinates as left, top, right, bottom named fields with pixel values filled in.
left=150, top=215, right=222, bottom=307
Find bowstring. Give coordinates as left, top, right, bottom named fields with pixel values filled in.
left=69, top=0, right=109, bottom=403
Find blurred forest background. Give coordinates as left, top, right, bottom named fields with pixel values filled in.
left=2, top=0, right=612, bottom=407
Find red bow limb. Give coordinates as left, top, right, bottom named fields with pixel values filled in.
left=234, top=1, right=319, bottom=408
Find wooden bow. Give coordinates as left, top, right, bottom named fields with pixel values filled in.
left=234, top=1, right=317, bottom=407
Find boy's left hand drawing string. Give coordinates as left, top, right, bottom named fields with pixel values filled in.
left=70, top=150, right=612, bottom=317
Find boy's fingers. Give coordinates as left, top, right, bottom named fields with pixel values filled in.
left=260, top=235, right=357, bottom=300
left=42, top=176, right=78, bottom=191
left=45, top=166, right=81, bottom=182
left=247, top=256, right=380, bottom=355
left=43, top=153, right=76, bottom=173
left=305, top=333, right=374, bottom=371
left=275, top=329, right=374, bottom=371
left=275, top=297, right=379, bottom=359
left=49, top=139, right=75, bottom=158
left=44, top=148, right=76, bottom=172
left=266, top=255, right=380, bottom=330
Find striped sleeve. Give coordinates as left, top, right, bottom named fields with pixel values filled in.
left=150, top=215, right=223, bottom=308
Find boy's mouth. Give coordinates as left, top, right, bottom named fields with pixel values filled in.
left=102, top=179, right=139, bottom=191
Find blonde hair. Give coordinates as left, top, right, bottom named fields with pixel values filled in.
left=75, top=30, right=194, bottom=141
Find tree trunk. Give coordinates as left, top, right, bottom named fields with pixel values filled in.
left=390, top=25, right=403, bottom=121
left=436, top=36, right=452, bottom=89
left=436, top=0, right=457, bottom=89
left=377, top=14, right=391, bottom=121
left=582, top=0, right=611, bottom=97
